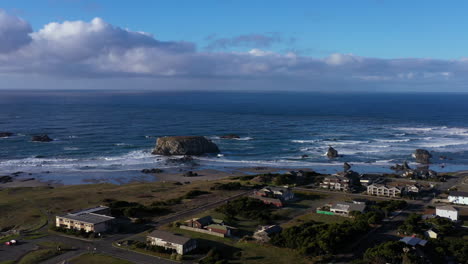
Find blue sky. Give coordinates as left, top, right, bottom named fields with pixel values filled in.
left=0, top=0, right=468, bottom=91
left=3, top=0, right=468, bottom=59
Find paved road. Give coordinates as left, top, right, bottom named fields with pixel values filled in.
left=0, top=190, right=252, bottom=264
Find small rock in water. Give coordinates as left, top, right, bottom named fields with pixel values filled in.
left=141, top=168, right=164, bottom=174
left=301, top=154, right=309, bottom=159
left=326, top=146, right=339, bottom=158
left=220, top=134, right=241, bottom=139
left=0, top=132, right=13, bottom=138
left=31, top=134, right=53, bottom=142
left=343, top=162, right=351, bottom=171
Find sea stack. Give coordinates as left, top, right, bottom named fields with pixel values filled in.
left=413, top=149, right=432, bottom=164
left=31, top=134, right=53, bottom=142
left=0, top=132, right=13, bottom=138
left=327, top=146, right=339, bottom=158
left=152, top=136, right=220, bottom=155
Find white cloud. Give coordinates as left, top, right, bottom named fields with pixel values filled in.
left=0, top=10, right=467, bottom=91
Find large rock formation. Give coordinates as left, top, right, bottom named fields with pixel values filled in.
left=343, top=162, right=352, bottom=171
left=326, top=146, right=339, bottom=158
left=152, top=136, right=220, bottom=155
left=0, top=132, right=13, bottom=138
left=413, top=149, right=432, bottom=164
left=31, top=134, right=53, bottom=142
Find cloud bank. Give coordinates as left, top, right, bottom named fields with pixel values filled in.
left=0, top=10, right=466, bottom=91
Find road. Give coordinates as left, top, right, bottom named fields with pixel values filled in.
left=0, top=190, right=251, bottom=264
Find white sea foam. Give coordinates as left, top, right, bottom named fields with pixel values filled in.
left=373, top=139, right=411, bottom=143
left=291, top=140, right=319, bottom=143
left=64, top=147, right=80, bottom=151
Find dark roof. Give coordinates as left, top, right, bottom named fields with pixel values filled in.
left=69, top=206, right=109, bottom=215
left=195, top=216, right=213, bottom=226
left=449, top=191, right=468, bottom=197
left=147, top=230, right=192, bottom=245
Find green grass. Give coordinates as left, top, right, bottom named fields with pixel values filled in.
left=69, top=253, right=133, bottom=264
left=0, top=179, right=241, bottom=231
left=18, top=249, right=60, bottom=264
left=23, top=232, right=48, bottom=240
left=282, top=212, right=346, bottom=228
left=0, top=234, right=19, bottom=243
left=0, top=261, right=15, bottom=264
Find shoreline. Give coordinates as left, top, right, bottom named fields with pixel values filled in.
left=1, top=165, right=467, bottom=188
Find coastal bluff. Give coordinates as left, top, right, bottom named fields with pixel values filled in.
left=152, top=136, right=220, bottom=155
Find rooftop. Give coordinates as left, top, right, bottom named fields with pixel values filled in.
left=400, top=237, right=427, bottom=247
left=69, top=205, right=109, bottom=215
left=436, top=205, right=458, bottom=212
left=331, top=202, right=366, bottom=213
left=449, top=191, right=468, bottom=197
left=60, top=213, right=114, bottom=224
left=148, top=230, right=192, bottom=245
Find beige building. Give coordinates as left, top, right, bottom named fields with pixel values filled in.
left=147, top=230, right=197, bottom=255
left=367, top=184, right=402, bottom=197
left=320, top=175, right=350, bottom=191
left=55, top=206, right=115, bottom=233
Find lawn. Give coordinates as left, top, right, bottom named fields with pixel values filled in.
left=17, top=249, right=60, bottom=264
left=282, top=212, right=346, bottom=228
left=69, top=253, right=133, bottom=264
left=0, top=179, right=244, bottom=231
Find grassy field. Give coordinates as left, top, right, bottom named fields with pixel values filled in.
left=17, top=249, right=60, bottom=264
left=0, top=179, right=243, bottom=231
left=69, top=253, right=133, bottom=264
left=282, top=212, right=346, bottom=228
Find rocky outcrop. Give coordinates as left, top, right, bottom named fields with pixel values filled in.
left=301, top=154, right=309, bottom=159
left=220, top=134, right=240, bottom=139
left=391, top=161, right=411, bottom=171
left=0, top=132, right=13, bottom=138
left=152, top=136, right=220, bottom=155
left=31, top=134, right=53, bottom=142
left=326, top=146, right=339, bottom=158
left=413, top=149, right=432, bottom=164
left=141, top=168, right=164, bottom=174
left=183, top=171, right=198, bottom=177
left=343, top=162, right=351, bottom=171
left=0, top=176, right=13, bottom=183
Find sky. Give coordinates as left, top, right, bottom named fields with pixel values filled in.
left=1, top=0, right=468, bottom=92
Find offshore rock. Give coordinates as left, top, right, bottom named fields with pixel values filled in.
left=220, top=134, right=240, bottom=139
left=327, top=146, right=339, bottom=158
left=0, top=132, right=13, bottom=138
left=413, top=149, right=432, bottom=164
left=31, top=134, right=53, bottom=142
left=152, top=136, right=220, bottom=155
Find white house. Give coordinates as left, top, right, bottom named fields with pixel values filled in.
left=448, top=191, right=468, bottom=205
left=436, top=205, right=458, bottom=221
left=147, top=230, right=197, bottom=255
left=330, top=202, right=366, bottom=217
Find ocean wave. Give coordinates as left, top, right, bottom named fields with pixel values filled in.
left=291, top=139, right=319, bottom=143
left=114, top=143, right=133, bottom=146
left=373, top=139, right=411, bottom=143
left=63, top=147, right=80, bottom=151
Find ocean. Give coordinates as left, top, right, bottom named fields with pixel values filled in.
left=1, top=90, right=468, bottom=184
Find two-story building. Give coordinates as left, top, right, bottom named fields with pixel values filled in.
left=436, top=205, right=458, bottom=221
left=254, top=186, right=294, bottom=201
left=367, top=184, right=402, bottom=197
left=448, top=191, right=468, bottom=205
left=320, top=175, right=351, bottom=191
left=147, top=230, right=197, bottom=255
left=55, top=206, right=115, bottom=233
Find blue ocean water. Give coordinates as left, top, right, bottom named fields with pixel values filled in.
left=1, top=90, right=468, bottom=183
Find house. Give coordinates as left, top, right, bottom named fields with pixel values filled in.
left=448, top=191, right=468, bottom=205
left=436, top=205, right=458, bottom=221
left=399, top=237, right=427, bottom=247
left=424, top=229, right=439, bottom=239
left=406, top=184, right=420, bottom=193
left=55, top=206, right=114, bottom=233
left=254, top=186, right=294, bottom=201
left=147, top=230, right=197, bottom=255
left=367, top=184, right=402, bottom=197
left=253, top=225, right=282, bottom=242
left=183, top=216, right=234, bottom=237
left=255, top=196, right=284, bottom=207
left=330, top=202, right=366, bottom=217
left=185, top=216, right=221, bottom=229
left=320, top=175, right=351, bottom=191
